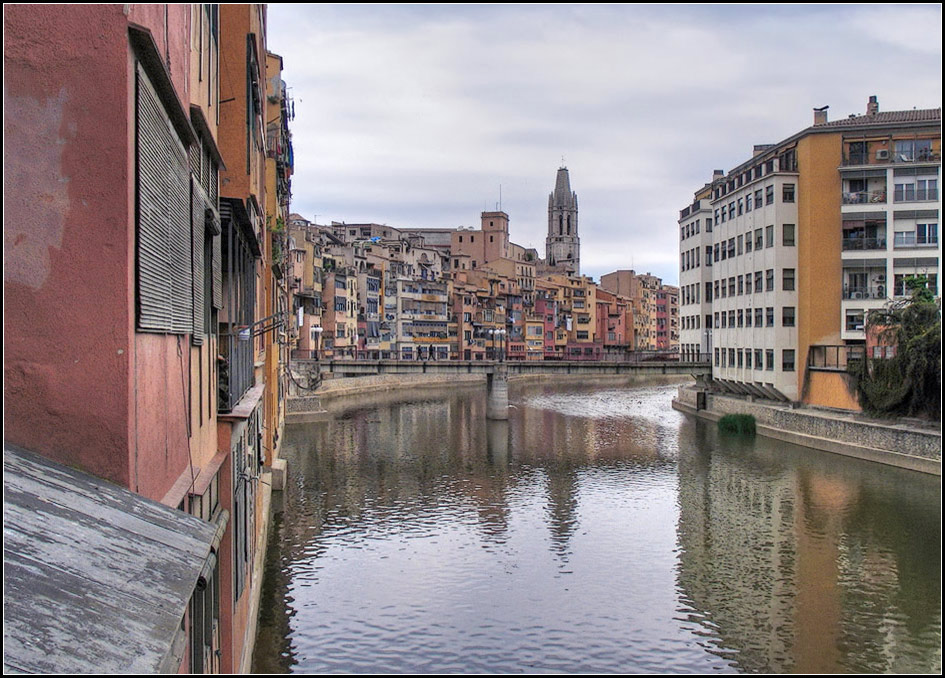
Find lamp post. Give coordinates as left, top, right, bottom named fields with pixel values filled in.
left=312, top=325, right=323, bottom=361
left=496, top=328, right=506, bottom=362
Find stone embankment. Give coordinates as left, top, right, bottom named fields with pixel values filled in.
left=673, top=385, right=941, bottom=475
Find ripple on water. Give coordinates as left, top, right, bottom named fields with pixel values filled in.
left=255, top=383, right=941, bottom=675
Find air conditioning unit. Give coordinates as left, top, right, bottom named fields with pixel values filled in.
left=876, top=149, right=890, bottom=160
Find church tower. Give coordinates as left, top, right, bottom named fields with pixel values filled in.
left=546, top=165, right=580, bottom=275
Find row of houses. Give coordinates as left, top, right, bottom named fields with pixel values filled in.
left=284, top=206, right=680, bottom=364
left=5, top=4, right=291, bottom=673
left=678, top=96, right=941, bottom=408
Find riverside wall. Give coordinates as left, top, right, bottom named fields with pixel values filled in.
left=673, top=385, right=941, bottom=475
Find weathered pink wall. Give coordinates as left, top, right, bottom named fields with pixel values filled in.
left=4, top=5, right=195, bottom=502
left=4, top=4, right=133, bottom=485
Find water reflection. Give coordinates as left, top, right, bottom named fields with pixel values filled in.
left=675, top=418, right=941, bottom=673
left=253, top=382, right=941, bottom=674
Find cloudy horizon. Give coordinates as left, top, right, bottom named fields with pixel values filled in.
left=268, top=4, right=942, bottom=285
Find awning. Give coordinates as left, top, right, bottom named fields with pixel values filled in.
left=3, top=445, right=220, bottom=674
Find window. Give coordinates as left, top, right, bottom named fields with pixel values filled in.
left=783, top=268, right=795, bottom=291
left=728, top=277, right=736, bottom=296
left=728, top=348, right=735, bottom=367
left=737, top=309, right=744, bottom=327
left=782, top=183, right=795, bottom=202
left=737, top=235, right=743, bottom=255
left=745, top=233, right=752, bottom=253
left=136, top=64, right=197, bottom=335
left=754, top=188, right=763, bottom=206
left=765, top=185, right=774, bottom=205
left=766, top=307, right=774, bottom=327
left=766, top=269, right=774, bottom=291
left=765, top=225, right=774, bottom=248
left=746, top=193, right=753, bottom=212
left=754, top=228, right=763, bottom=249
left=728, top=310, right=735, bottom=327
left=782, top=349, right=795, bottom=372
left=894, top=138, right=933, bottom=162
left=766, top=349, right=774, bottom=370
left=755, top=307, right=763, bottom=327
left=728, top=202, right=735, bottom=220
left=737, top=198, right=743, bottom=216
left=755, top=349, right=763, bottom=370
left=745, top=350, right=752, bottom=368
left=846, top=309, right=865, bottom=331
left=783, top=223, right=795, bottom=246
left=714, top=348, right=720, bottom=366
left=754, top=270, right=763, bottom=292
left=782, top=306, right=795, bottom=326
left=737, top=275, right=744, bottom=295
left=745, top=275, right=752, bottom=294
left=727, top=238, right=736, bottom=258
left=745, top=308, right=752, bottom=327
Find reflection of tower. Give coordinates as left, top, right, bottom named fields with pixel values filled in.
left=546, top=166, right=580, bottom=275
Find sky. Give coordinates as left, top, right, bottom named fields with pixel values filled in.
left=268, top=4, right=942, bottom=285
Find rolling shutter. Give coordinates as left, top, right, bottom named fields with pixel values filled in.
left=136, top=63, right=193, bottom=334
left=192, top=177, right=206, bottom=344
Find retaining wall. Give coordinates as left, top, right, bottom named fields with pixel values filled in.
left=673, top=386, right=941, bottom=475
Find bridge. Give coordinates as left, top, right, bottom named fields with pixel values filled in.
left=307, top=359, right=711, bottom=419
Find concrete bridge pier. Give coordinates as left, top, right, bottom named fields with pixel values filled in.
left=486, top=366, right=509, bottom=420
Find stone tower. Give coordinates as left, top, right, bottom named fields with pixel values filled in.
left=546, top=166, right=580, bottom=275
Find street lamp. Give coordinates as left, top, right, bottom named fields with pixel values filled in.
left=312, top=326, right=323, bottom=361
left=495, top=328, right=507, bottom=362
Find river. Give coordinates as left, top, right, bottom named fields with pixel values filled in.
left=253, top=380, right=941, bottom=673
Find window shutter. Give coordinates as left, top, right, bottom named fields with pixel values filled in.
left=212, top=231, right=223, bottom=310
left=136, top=63, right=193, bottom=335
left=136, top=64, right=173, bottom=331
left=191, top=177, right=206, bottom=345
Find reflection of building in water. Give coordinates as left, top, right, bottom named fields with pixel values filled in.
left=675, top=421, right=802, bottom=672
left=675, top=420, right=941, bottom=673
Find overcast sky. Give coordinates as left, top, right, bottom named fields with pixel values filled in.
left=268, top=4, right=942, bottom=285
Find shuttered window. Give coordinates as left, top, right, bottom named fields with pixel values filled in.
left=136, top=63, right=193, bottom=334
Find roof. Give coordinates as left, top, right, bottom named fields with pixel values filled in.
left=3, top=445, right=220, bottom=674
left=812, top=107, right=942, bottom=129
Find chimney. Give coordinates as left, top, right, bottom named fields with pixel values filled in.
left=813, top=105, right=829, bottom=125
left=712, top=169, right=724, bottom=180
left=867, top=95, right=879, bottom=116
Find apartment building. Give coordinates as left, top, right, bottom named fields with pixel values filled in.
left=4, top=4, right=284, bottom=672
left=681, top=96, right=941, bottom=407
left=678, top=183, right=716, bottom=360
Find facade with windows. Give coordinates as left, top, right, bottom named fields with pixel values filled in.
left=679, top=96, right=941, bottom=409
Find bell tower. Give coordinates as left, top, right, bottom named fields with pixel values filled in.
left=546, top=165, right=580, bottom=275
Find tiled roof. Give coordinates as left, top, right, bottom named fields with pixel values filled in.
left=813, top=108, right=942, bottom=128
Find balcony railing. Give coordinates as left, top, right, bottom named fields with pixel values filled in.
left=842, top=285, right=887, bottom=300
left=893, top=188, right=939, bottom=202
left=219, top=332, right=254, bottom=412
left=842, top=190, right=886, bottom=205
left=893, top=233, right=938, bottom=248
left=842, top=236, right=886, bottom=251
left=808, top=344, right=865, bottom=371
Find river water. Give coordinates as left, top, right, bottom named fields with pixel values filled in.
left=253, top=381, right=941, bottom=674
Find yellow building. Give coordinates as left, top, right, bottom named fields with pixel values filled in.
left=680, top=96, right=941, bottom=409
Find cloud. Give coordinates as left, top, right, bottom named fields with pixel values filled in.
left=270, top=4, right=942, bottom=286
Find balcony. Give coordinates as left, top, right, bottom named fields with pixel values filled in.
left=841, top=236, right=886, bottom=251
left=842, top=190, right=886, bottom=205
left=842, top=285, right=887, bottom=300
left=893, top=187, right=939, bottom=203
left=893, top=232, right=938, bottom=248
left=807, top=344, right=865, bottom=371
left=219, top=332, right=254, bottom=413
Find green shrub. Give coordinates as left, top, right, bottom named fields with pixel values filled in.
left=718, top=413, right=756, bottom=435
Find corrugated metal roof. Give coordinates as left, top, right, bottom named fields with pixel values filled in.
left=3, top=445, right=217, bottom=674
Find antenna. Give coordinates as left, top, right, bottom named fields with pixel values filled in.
left=499, top=184, right=502, bottom=211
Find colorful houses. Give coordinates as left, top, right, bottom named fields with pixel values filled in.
left=4, top=4, right=289, bottom=672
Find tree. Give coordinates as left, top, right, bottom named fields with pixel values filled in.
left=848, top=276, right=941, bottom=419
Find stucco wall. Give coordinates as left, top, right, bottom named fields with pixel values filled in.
left=4, top=5, right=134, bottom=485
left=681, top=389, right=941, bottom=466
